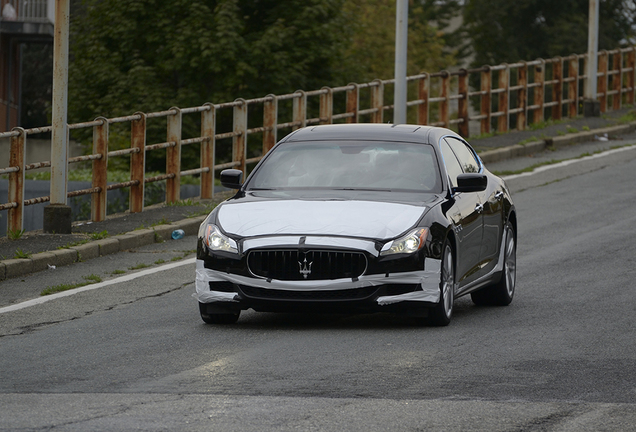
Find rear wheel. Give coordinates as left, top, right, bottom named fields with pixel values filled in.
left=199, top=302, right=240, bottom=324
left=428, top=242, right=455, bottom=326
left=471, top=222, right=516, bottom=306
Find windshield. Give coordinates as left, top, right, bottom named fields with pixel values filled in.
left=247, top=141, right=442, bottom=192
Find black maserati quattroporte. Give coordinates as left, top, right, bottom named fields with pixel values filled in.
left=195, top=123, right=516, bottom=326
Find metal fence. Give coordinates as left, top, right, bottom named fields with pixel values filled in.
left=1, top=46, right=635, bottom=236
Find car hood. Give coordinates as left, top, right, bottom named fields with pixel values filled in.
left=216, top=199, right=428, bottom=240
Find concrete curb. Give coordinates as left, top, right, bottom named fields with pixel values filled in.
left=0, top=215, right=206, bottom=281
left=479, top=122, right=636, bottom=164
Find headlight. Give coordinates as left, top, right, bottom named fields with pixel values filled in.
left=203, top=224, right=238, bottom=254
left=380, top=228, right=428, bottom=256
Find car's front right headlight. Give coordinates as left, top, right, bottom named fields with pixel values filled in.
left=203, top=224, right=238, bottom=254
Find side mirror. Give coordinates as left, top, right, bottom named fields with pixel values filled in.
left=453, top=173, right=487, bottom=193
left=220, top=169, right=243, bottom=189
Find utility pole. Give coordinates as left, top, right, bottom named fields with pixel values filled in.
left=393, top=0, right=408, bottom=124
left=44, top=0, right=72, bottom=233
left=584, top=0, right=600, bottom=117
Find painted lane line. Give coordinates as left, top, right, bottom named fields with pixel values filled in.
left=502, top=144, right=636, bottom=181
left=0, top=257, right=196, bottom=315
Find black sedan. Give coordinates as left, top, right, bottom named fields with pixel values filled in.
left=195, top=124, right=516, bottom=326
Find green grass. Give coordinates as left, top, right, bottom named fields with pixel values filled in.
left=111, top=269, right=126, bottom=275
left=13, top=249, right=31, bottom=259
left=57, top=239, right=90, bottom=249
left=167, top=198, right=196, bottom=207
left=41, top=274, right=103, bottom=296
left=128, top=263, right=150, bottom=270
left=89, top=230, right=109, bottom=240
left=7, top=229, right=25, bottom=240
left=170, top=256, right=183, bottom=262
left=154, top=259, right=166, bottom=265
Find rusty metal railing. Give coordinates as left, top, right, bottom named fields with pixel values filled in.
left=1, top=47, right=635, bottom=236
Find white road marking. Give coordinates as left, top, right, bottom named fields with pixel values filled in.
left=0, top=258, right=196, bottom=315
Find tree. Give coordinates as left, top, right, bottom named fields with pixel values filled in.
left=69, top=0, right=350, bottom=122
left=461, top=0, right=636, bottom=67
left=339, top=0, right=461, bottom=83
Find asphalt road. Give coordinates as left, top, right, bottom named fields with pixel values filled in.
left=1, top=144, right=636, bottom=431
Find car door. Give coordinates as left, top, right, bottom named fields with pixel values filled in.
left=440, top=138, right=484, bottom=287
left=445, top=137, right=504, bottom=280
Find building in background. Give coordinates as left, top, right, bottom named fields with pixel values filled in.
left=0, top=0, right=53, bottom=132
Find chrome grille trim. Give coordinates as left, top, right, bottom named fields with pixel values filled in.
left=247, top=249, right=367, bottom=281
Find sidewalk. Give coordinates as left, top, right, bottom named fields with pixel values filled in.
left=1, top=108, right=635, bottom=281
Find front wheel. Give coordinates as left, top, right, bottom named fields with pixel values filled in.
left=427, top=242, right=455, bottom=326
left=471, top=222, right=516, bottom=306
left=199, top=302, right=240, bottom=324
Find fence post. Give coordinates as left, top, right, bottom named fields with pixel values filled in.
left=130, top=113, right=146, bottom=212
left=262, top=95, right=277, bottom=154
left=166, top=107, right=182, bottom=204
left=517, top=62, right=528, bottom=130
left=292, top=90, right=306, bottom=131
left=91, top=117, right=108, bottom=221
left=613, top=50, right=622, bottom=110
left=627, top=48, right=636, bottom=105
left=498, top=64, right=510, bottom=132
left=533, top=60, right=545, bottom=124
left=568, top=55, right=579, bottom=118
left=346, top=83, right=359, bottom=124
left=552, top=57, right=563, bottom=120
left=457, top=69, right=469, bottom=137
left=598, top=50, right=608, bottom=113
left=200, top=103, right=216, bottom=199
left=232, top=99, right=247, bottom=176
left=7, top=127, right=25, bottom=235
left=371, top=79, right=384, bottom=123
left=319, top=87, right=333, bottom=124
left=417, top=73, right=429, bottom=126
left=480, top=66, right=492, bottom=134
left=440, top=70, right=450, bottom=128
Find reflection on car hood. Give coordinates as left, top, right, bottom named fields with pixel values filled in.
left=217, top=199, right=427, bottom=239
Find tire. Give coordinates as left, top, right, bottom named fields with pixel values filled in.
left=427, top=242, right=455, bottom=326
left=471, top=222, right=517, bottom=306
left=199, top=302, right=240, bottom=324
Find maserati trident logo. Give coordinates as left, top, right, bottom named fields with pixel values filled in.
left=298, top=256, right=313, bottom=279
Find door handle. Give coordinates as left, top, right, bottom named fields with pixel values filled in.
left=475, top=203, right=484, bottom=213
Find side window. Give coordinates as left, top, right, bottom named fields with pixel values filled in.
left=445, top=137, right=480, bottom=174
left=440, top=139, right=464, bottom=188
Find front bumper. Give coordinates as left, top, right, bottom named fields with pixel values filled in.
left=194, top=258, right=442, bottom=312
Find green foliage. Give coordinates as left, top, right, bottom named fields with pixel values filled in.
left=89, top=230, right=109, bottom=240
left=13, top=249, right=31, bottom=259
left=461, top=0, right=635, bottom=67
left=7, top=229, right=25, bottom=241
left=339, top=0, right=459, bottom=82
left=69, top=0, right=354, bottom=171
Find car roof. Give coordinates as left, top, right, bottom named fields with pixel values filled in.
left=281, top=123, right=462, bottom=145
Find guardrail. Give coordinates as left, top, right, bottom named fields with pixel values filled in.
left=1, top=46, right=635, bottom=236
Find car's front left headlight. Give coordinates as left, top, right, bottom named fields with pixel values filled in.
left=203, top=224, right=238, bottom=254
left=380, top=228, right=428, bottom=256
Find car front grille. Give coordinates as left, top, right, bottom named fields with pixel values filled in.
left=247, top=249, right=367, bottom=281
